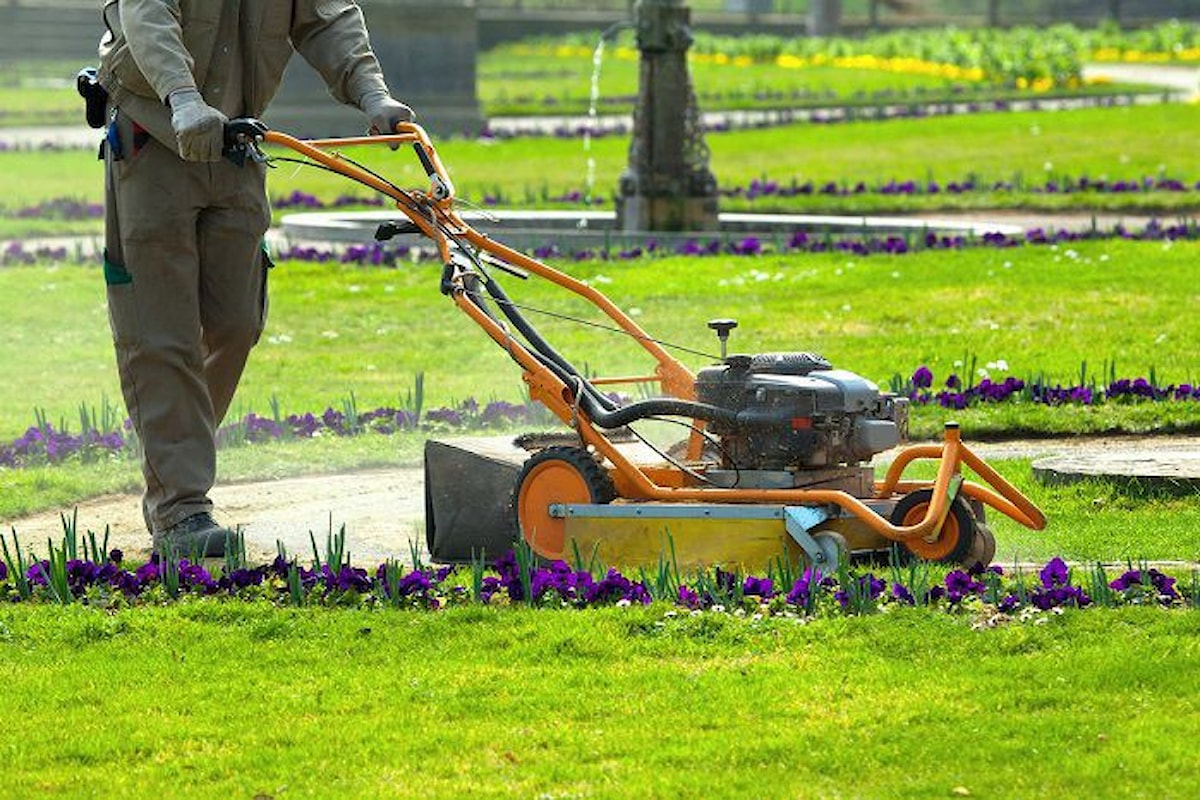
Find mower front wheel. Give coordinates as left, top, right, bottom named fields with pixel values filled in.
left=511, top=446, right=617, bottom=560
left=890, top=488, right=980, bottom=566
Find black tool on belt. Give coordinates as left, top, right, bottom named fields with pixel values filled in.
left=76, top=67, right=108, bottom=129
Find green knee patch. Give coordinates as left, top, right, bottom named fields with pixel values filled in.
left=103, top=252, right=132, bottom=286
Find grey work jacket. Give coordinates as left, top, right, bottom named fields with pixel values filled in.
left=98, top=0, right=389, bottom=144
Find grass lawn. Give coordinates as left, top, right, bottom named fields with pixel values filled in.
left=3, top=240, right=1200, bottom=563
left=2, top=239, right=1196, bottom=443
left=4, top=35, right=1198, bottom=795
left=0, top=603, right=1196, bottom=798
left=5, top=104, right=1200, bottom=225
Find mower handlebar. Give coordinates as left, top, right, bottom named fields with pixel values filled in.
left=222, top=118, right=455, bottom=202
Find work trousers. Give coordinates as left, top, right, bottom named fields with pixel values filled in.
left=103, top=108, right=271, bottom=534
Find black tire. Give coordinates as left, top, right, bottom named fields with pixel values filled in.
left=890, top=488, right=978, bottom=565
left=510, top=446, right=617, bottom=559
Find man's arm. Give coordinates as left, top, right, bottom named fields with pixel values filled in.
left=120, top=0, right=224, bottom=161
left=119, top=0, right=197, bottom=101
left=291, top=0, right=410, bottom=125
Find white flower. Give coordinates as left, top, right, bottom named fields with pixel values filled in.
left=321, top=330, right=339, bottom=339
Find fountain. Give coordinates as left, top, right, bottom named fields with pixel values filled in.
left=615, top=0, right=720, bottom=233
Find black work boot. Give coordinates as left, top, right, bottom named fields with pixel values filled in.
left=153, top=512, right=235, bottom=559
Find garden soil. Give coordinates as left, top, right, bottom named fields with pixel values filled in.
left=5, top=434, right=1199, bottom=566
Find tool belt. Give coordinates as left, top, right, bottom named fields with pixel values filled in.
left=76, top=67, right=109, bottom=129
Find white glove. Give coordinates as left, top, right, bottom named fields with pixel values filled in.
left=361, top=90, right=416, bottom=137
left=168, top=88, right=227, bottom=162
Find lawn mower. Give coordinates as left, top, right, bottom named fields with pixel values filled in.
left=225, top=119, right=1046, bottom=571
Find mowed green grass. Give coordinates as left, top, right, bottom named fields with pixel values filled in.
left=4, top=103, right=1200, bottom=224
left=2, top=239, right=1196, bottom=443
left=0, top=603, right=1196, bottom=799
left=4, top=240, right=1200, bottom=564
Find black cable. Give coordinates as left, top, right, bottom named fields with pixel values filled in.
left=485, top=294, right=720, bottom=362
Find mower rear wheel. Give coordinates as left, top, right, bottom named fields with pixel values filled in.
left=809, top=530, right=847, bottom=572
left=965, top=521, right=997, bottom=568
left=512, top=446, right=617, bottom=560
left=890, top=488, right=978, bottom=565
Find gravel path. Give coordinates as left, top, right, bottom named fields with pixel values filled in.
left=6, top=434, right=1198, bottom=566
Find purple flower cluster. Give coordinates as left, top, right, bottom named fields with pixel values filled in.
left=721, top=173, right=1200, bottom=203
left=904, top=366, right=1200, bottom=412
left=484, top=551, right=652, bottom=606
left=0, top=424, right=127, bottom=468
left=9, top=198, right=104, bottom=220
left=1030, top=557, right=1092, bottom=610
left=1109, top=568, right=1180, bottom=605
left=2, top=241, right=70, bottom=265
left=1, top=398, right=542, bottom=469
left=272, top=190, right=385, bottom=210
left=3, top=545, right=1195, bottom=616
left=322, top=220, right=1200, bottom=268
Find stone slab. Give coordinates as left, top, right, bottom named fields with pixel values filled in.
left=1033, top=450, right=1200, bottom=493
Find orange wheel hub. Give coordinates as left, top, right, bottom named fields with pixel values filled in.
left=900, top=501, right=961, bottom=561
left=516, top=460, right=593, bottom=559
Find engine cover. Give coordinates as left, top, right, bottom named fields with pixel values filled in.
left=695, top=353, right=905, bottom=470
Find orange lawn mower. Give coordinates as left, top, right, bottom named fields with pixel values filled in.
left=225, top=119, right=1046, bottom=571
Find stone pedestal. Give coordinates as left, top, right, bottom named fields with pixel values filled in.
left=616, top=0, right=719, bottom=233
left=265, top=0, right=483, bottom=138
left=807, top=0, right=842, bottom=36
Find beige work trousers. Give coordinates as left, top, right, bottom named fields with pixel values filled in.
left=103, top=108, right=271, bottom=535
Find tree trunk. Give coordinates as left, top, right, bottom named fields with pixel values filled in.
left=988, top=0, right=1001, bottom=27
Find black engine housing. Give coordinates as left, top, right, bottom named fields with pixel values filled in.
left=694, top=353, right=904, bottom=470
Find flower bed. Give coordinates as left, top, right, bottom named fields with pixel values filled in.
left=2, top=357, right=1197, bottom=469
left=1, top=526, right=1195, bottom=620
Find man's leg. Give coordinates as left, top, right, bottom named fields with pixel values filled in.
left=105, top=109, right=217, bottom=534
left=197, top=157, right=272, bottom=425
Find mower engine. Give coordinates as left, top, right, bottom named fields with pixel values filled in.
left=695, top=352, right=907, bottom=473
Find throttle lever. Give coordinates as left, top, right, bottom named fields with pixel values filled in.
left=223, top=118, right=270, bottom=167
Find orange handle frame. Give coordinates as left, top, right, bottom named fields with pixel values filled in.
left=256, top=122, right=1048, bottom=543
